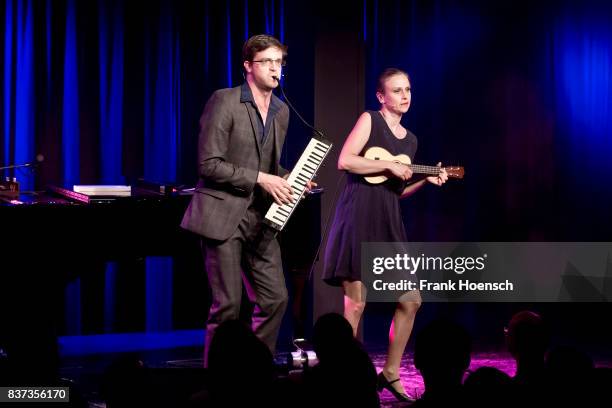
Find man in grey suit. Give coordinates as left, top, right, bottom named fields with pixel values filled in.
left=181, top=34, right=299, bottom=363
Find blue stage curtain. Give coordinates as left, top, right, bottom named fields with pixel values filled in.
left=2, top=0, right=35, bottom=190
left=2, top=0, right=14, bottom=169
left=362, top=0, right=612, bottom=241
left=143, top=0, right=180, bottom=332
left=97, top=0, right=124, bottom=334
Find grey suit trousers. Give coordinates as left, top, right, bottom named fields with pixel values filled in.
left=202, top=206, right=288, bottom=365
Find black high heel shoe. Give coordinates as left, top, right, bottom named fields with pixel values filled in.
left=377, top=372, right=415, bottom=403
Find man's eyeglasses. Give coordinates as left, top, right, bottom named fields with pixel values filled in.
left=251, top=58, right=286, bottom=67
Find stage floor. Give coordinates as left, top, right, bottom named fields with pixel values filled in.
left=58, top=346, right=612, bottom=407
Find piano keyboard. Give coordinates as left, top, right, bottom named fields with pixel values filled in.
left=264, top=137, right=332, bottom=231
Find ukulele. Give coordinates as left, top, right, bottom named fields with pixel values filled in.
left=363, top=146, right=464, bottom=184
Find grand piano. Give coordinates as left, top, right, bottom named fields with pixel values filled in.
left=0, top=182, right=320, bottom=384
left=0, top=183, right=195, bottom=382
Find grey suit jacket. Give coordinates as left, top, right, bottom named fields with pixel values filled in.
left=181, top=85, right=289, bottom=241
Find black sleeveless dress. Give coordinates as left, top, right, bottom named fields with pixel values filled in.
left=323, top=110, right=418, bottom=286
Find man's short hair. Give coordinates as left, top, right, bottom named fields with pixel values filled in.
left=242, top=34, right=287, bottom=62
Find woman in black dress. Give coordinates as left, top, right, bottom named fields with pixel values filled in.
left=323, top=68, right=448, bottom=402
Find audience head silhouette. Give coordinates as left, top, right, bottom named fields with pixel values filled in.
left=506, top=311, right=549, bottom=362
left=308, top=313, right=379, bottom=407
left=414, top=319, right=471, bottom=397
left=207, top=320, right=275, bottom=405
left=312, top=312, right=355, bottom=361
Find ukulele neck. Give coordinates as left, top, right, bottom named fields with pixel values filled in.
left=408, top=164, right=441, bottom=176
